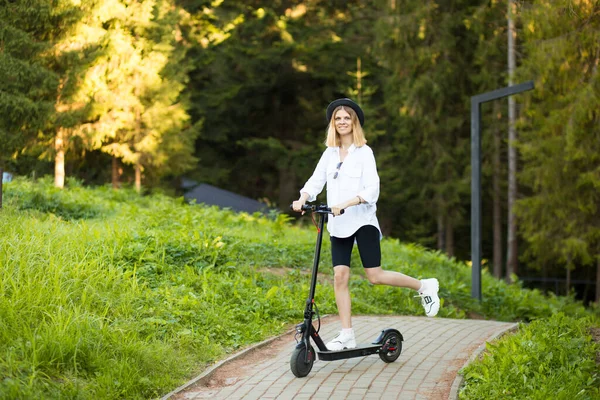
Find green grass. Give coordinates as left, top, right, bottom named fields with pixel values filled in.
left=460, top=313, right=599, bottom=399
left=0, top=177, right=598, bottom=399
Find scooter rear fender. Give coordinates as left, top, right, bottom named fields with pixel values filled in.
left=372, top=328, right=404, bottom=344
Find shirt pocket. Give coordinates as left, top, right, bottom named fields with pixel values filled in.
left=344, top=165, right=362, bottom=192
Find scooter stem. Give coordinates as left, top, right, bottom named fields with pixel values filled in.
left=308, top=212, right=326, bottom=302
left=301, top=211, right=328, bottom=351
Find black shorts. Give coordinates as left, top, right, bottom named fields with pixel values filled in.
left=330, top=225, right=381, bottom=268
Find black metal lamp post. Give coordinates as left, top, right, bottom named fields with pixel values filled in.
left=471, top=80, right=534, bottom=300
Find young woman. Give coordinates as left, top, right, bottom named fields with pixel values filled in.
left=292, top=98, right=440, bottom=351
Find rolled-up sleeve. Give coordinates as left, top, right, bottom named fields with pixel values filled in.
left=300, top=150, right=329, bottom=202
left=357, top=149, right=379, bottom=204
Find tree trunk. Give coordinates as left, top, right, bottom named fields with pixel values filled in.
left=506, top=0, right=518, bottom=282
left=437, top=212, right=445, bottom=251
left=55, top=128, right=66, bottom=188
left=278, top=165, right=296, bottom=211
left=112, top=157, right=120, bottom=189
left=596, top=257, right=600, bottom=304
left=582, top=267, right=592, bottom=304
left=135, top=161, right=142, bottom=193
left=134, top=93, right=142, bottom=194
left=542, top=263, right=548, bottom=294
left=566, top=265, right=571, bottom=295
left=356, top=57, right=362, bottom=105
left=493, top=104, right=503, bottom=279
left=445, top=217, right=454, bottom=257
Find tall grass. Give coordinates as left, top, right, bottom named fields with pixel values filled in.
left=0, top=209, right=192, bottom=398
left=0, top=178, right=597, bottom=398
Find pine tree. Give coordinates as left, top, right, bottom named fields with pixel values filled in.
left=515, top=0, right=600, bottom=300
left=373, top=0, right=485, bottom=254
left=48, top=0, right=197, bottom=190
left=469, top=0, right=511, bottom=278
left=0, top=1, right=63, bottom=172
left=185, top=1, right=381, bottom=207
left=506, top=0, right=519, bottom=282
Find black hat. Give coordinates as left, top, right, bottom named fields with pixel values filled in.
left=326, top=98, right=365, bottom=127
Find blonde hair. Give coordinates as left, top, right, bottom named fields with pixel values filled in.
left=325, top=105, right=367, bottom=148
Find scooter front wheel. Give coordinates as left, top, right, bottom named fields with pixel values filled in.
left=379, top=331, right=402, bottom=363
left=290, top=343, right=315, bottom=377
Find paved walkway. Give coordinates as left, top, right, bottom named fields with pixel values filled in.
left=165, top=316, right=517, bottom=400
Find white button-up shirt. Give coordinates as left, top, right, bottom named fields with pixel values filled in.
left=300, top=144, right=382, bottom=238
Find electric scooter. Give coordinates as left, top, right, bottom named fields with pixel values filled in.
left=290, top=203, right=403, bottom=378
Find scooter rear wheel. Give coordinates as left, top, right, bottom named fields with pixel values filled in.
left=379, top=331, right=402, bottom=363
left=290, top=343, right=315, bottom=377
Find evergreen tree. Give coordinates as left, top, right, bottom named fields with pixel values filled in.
left=506, top=0, right=519, bottom=281
left=515, top=0, right=600, bottom=299
left=469, top=0, right=511, bottom=278
left=48, top=0, right=196, bottom=190
left=46, top=0, right=106, bottom=188
left=101, top=0, right=197, bottom=191
left=373, top=0, right=484, bottom=255
left=0, top=1, right=63, bottom=172
left=185, top=1, right=381, bottom=207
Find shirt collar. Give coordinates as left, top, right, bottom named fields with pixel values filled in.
left=336, top=143, right=356, bottom=153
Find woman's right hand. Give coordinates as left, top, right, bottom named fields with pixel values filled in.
left=292, top=199, right=305, bottom=214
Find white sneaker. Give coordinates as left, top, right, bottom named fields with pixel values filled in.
left=418, top=278, right=440, bottom=317
left=326, top=330, right=357, bottom=351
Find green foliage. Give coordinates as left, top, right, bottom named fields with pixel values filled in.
left=185, top=0, right=383, bottom=207
left=0, top=1, right=61, bottom=168
left=2, top=0, right=598, bottom=295
left=2, top=0, right=600, bottom=394
left=372, top=0, right=484, bottom=254
left=460, top=313, right=600, bottom=399
left=4, top=177, right=105, bottom=220
left=1, top=179, right=597, bottom=398
left=90, top=0, right=199, bottom=180
left=515, top=0, right=600, bottom=271
left=15, top=0, right=200, bottom=188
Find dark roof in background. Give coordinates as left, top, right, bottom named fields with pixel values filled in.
left=180, top=177, right=199, bottom=190
left=184, top=183, right=270, bottom=214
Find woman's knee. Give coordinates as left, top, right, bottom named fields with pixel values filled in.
left=365, top=268, right=383, bottom=285
left=333, top=266, right=350, bottom=287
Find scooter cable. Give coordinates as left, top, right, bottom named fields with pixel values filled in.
left=311, top=212, right=319, bottom=232
left=294, top=301, right=322, bottom=344
left=313, top=300, right=321, bottom=334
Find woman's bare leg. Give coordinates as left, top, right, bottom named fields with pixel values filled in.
left=363, top=267, right=441, bottom=317
left=363, top=267, right=421, bottom=290
left=333, top=265, right=352, bottom=329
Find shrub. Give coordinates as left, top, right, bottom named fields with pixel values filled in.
left=460, top=313, right=600, bottom=399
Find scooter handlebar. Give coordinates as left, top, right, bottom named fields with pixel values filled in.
left=289, top=203, right=344, bottom=215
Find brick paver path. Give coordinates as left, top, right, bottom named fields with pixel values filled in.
left=167, top=316, right=516, bottom=400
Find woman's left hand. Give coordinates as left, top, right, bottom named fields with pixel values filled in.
left=331, top=205, right=344, bottom=216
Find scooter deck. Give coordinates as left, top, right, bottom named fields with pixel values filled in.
left=317, top=344, right=381, bottom=361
